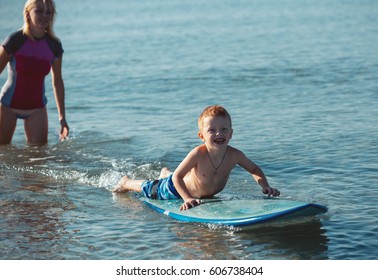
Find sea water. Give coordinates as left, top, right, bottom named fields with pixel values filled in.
left=0, top=0, right=377, bottom=260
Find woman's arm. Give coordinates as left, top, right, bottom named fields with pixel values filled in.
left=51, top=55, right=69, bottom=140
left=0, top=46, right=11, bottom=75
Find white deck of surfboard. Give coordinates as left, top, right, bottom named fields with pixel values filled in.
left=142, top=198, right=327, bottom=227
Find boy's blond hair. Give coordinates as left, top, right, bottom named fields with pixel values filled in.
left=198, top=105, right=232, bottom=131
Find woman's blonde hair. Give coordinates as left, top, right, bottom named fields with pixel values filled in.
left=22, top=0, right=58, bottom=40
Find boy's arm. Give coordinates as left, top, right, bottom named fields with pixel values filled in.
left=237, top=151, right=280, bottom=197
left=172, top=149, right=201, bottom=210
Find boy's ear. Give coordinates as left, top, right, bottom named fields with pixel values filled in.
left=230, top=128, right=233, bottom=139
left=198, top=131, right=205, bottom=141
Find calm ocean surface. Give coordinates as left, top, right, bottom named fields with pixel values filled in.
left=0, top=0, right=377, bottom=260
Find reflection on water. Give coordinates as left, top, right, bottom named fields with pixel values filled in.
left=0, top=171, right=76, bottom=259
left=238, top=220, right=329, bottom=259
left=166, top=217, right=328, bottom=260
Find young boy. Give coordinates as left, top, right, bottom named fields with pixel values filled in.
left=113, top=105, right=280, bottom=210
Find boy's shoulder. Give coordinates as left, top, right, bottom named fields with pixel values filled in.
left=190, top=144, right=207, bottom=154
left=190, top=144, right=244, bottom=157
left=227, top=145, right=247, bottom=158
left=226, top=145, right=240, bottom=152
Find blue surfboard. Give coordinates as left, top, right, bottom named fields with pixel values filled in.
left=142, top=198, right=327, bottom=228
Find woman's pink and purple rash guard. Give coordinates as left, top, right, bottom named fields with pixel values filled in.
left=0, top=30, right=63, bottom=110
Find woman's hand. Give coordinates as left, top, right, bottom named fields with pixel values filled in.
left=59, top=118, right=69, bottom=141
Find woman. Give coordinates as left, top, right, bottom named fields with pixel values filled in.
left=0, top=0, right=68, bottom=145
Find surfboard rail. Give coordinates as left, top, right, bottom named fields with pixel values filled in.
left=142, top=198, right=327, bottom=228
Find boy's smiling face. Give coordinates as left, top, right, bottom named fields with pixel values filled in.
left=198, top=115, right=233, bottom=148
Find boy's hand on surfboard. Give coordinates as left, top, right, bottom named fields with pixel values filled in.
left=180, top=198, right=201, bottom=211
left=262, top=187, right=280, bottom=197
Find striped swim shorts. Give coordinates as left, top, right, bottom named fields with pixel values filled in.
left=141, top=174, right=181, bottom=200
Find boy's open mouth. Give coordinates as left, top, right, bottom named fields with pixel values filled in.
left=214, top=138, right=226, bottom=145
